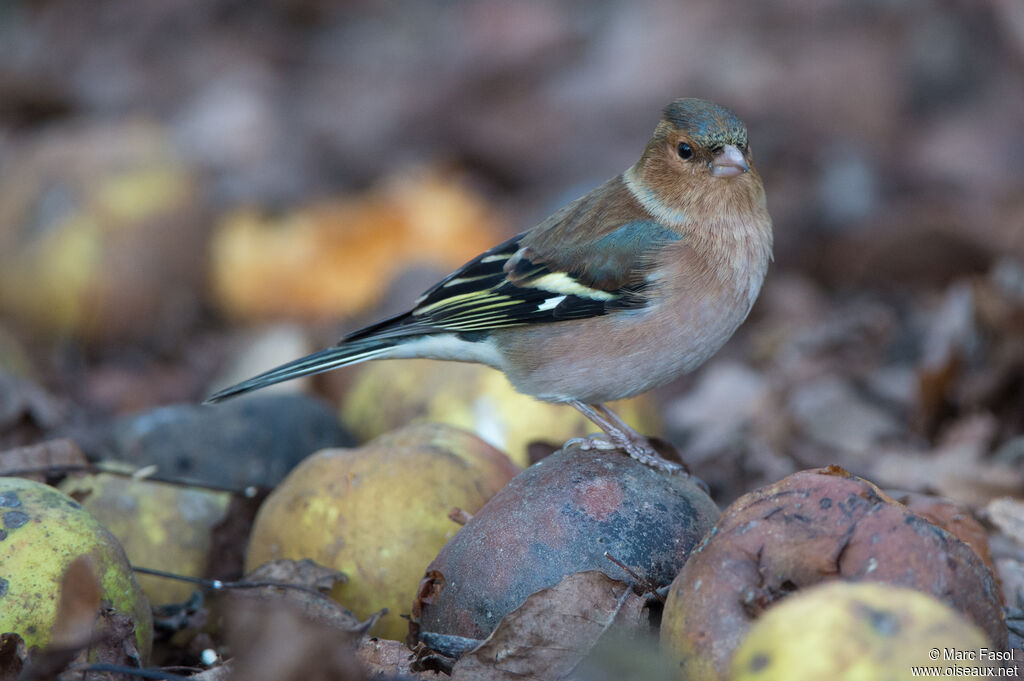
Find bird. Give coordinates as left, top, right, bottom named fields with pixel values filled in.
left=206, top=98, right=773, bottom=473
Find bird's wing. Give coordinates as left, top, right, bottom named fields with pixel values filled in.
left=207, top=212, right=680, bottom=402
left=344, top=190, right=680, bottom=343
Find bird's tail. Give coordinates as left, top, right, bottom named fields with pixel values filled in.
left=203, top=340, right=396, bottom=404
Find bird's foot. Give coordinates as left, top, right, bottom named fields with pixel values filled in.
left=622, top=440, right=686, bottom=473
left=566, top=434, right=686, bottom=474
left=566, top=435, right=620, bottom=452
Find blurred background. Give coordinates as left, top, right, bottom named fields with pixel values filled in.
left=1, top=0, right=1023, bottom=503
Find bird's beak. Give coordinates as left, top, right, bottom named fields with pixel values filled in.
left=710, top=144, right=749, bottom=178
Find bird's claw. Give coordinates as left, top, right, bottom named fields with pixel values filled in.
left=566, top=435, right=620, bottom=452
left=565, top=435, right=686, bottom=474
left=625, top=443, right=685, bottom=473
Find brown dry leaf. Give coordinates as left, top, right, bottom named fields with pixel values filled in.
left=14, top=560, right=100, bottom=681
left=451, top=571, right=644, bottom=681
left=151, top=591, right=209, bottom=640
left=356, top=638, right=447, bottom=679
left=567, top=630, right=676, bottom=681
left=788, top=375, right=902, bottom=459
left=245, top=557, right=349, bottom=590
left=210, top=166, right=506, bottom=322
left=224, top=601, right=366, bottom=681
left=871, top=414, right=1024, bottom=506
left=915, top=283, right=977, bottom=435
left=226, top=559, right=369, bottom=632
left=81, top=610, right=146, bottom=675
left=664, top=361, right=769, bottom=463
left=448, top=507, right=473, bottom=526
left=0, top=370, right=65, bottom=449
left=987, top=498, right=1024, bottom=548
left=0, top=438, right=87, bottom=481
left=190, top=664, right=233, bottom=681
left=996, top=558, right=1024, bottom=611
left=944, top=264, right=1024, bottom=437
left=49, top=556, right=103, bottom=649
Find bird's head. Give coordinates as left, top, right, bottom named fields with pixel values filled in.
left=630, top=98, right=765, bottom=224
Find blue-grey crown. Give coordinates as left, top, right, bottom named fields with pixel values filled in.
left=662, top=98, right=748, bottom=149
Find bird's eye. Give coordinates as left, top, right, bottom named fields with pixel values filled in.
left=677, top=142, right=693, bottom=160
left=737, top=142, right=747, bottom=152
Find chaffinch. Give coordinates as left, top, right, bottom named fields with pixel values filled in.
left=207, top=98, right=773, bottom=472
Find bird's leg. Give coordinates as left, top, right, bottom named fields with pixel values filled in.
left=566, top=401, right=684, bottom=473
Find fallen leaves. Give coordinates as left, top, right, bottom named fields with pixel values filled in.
left=1, top=1, right=1024, bottom=678
left=0, top=438, right=86, bottom=481
left=870, top=414, right=1024, bottom=507
left=451, top=572, right=645, bottom=681
left=0, top=371, right=66, bottom=451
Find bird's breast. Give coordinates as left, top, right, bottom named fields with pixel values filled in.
left=493, top=217, right=771, bottom=404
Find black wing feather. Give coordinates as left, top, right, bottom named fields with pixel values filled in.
left=343, top=233, right=649, bottom=343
